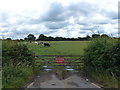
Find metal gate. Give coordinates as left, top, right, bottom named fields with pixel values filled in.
left=34, top=55, right=84, bottom=72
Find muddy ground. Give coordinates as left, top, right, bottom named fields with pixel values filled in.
left=25, top=68, right=101, bottom=89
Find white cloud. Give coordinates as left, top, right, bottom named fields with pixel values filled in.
left=0, top=0, right=119, bottom=39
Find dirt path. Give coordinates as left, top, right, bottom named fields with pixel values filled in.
left=26, top=70, right=101, bottom=89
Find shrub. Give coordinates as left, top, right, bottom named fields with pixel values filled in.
left=83, top=37, right=120, bottom=79
left=2, top=61, right=33, bottom=88
left=2, top=40, right=34, bottom=66
left=2, top=40, right=35, bottom=88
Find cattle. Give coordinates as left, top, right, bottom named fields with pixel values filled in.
left=43, top=43, right=50, bottom=47
left=34, top=42, right=38, bottom=44
left=37, top=42, right=40, bottom=45
left=40, top=42, right=43, bottom=44
left=38, top=42, right=43, bottom=45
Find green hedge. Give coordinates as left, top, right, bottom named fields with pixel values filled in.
left=83, top=37, right=120, bottom=77
left=2, top=40, right=34, bottom=66
left=2, top=40, right=35, bottom=88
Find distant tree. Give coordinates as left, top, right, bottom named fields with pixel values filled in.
left=24, top=37, right=28, bottom=40
left=6, top=38, right=12, bottom=40
left=86, top=35, right=91, bottom=40
left=101, top=34, right=109, bottom=38
left=27, top=34, right=36, bottom=42
left=37, top=34, right=48, bottom=41
left=92, top=34, right=100, bottom=38
left=48, top=36, right=54, bottom=41
left=62, top=37, right=67, bottom=41
left=78, top=37, right=82, bottom=41
left=20, top=39, right=24, bottom=41
left=54, top=37, right=62, bottom=41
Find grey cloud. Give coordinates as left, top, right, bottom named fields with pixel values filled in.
left=92, top=19, right=110, bottom=25
left=108, top=11, right=118, bottom=19
left=0, top=11, right=9, bottom=22
left=41, top=1, right=98, bottom=23
left=14, top=29, right=32, bottom=35
left=42, top=2, right=65, bottom=22
left=28, top=17, right=42, bottom=24
left=45, top=21, right=68, bottom=29
left=67, top=2, right=98, bottom=17
left=43, top=30, right=57, bottom=35
left=79, top=31, right=86, bottom=34
left=101, top=9, right=118, bottom=20
left=77, top=22, right=87, bottom=25
left=80, top=25, right=98, bottom=30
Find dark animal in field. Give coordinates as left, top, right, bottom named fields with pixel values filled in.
left=43, top=43, right=50, bottom=46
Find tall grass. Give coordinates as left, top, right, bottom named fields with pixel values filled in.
left=2, top=40, right=36, bottom=88
left=82, top=37, right=120, bottom=88
left=3, top=61, right=33, bottom=88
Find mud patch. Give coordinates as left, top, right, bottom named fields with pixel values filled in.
left=32, top=71, right=52, bottom=87
left=55, top=70, right=72, bottom=80
left=67, top=82, right=79, bottom=87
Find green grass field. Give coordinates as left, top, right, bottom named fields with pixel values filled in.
left=27, top=41, right=88, bottom=74
left=27, top=41, right=89, bottom=55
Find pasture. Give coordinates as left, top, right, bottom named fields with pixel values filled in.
left=27, top=41, right=89, bottom=55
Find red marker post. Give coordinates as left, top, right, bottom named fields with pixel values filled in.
left=56, top=57, right=64, bottom=63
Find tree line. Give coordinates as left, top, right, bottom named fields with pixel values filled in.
left=4, top=33, right=115, bottom=41
left=23, top=34, right=110, bottom=41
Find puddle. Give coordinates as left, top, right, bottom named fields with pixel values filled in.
left=65, top=66, right=74, bottom=68
left=65, top=69, right=75, bottom=71
left=43, top=69, right=53, bottom=71
left=43, top=66, right=48, bottom=68
left=65, top=66, right=79, bottom=72
left=42, top=65, right=79, bottom=71
left=42, top=65, right=79, bottom=79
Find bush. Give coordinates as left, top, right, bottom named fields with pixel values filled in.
left=82, top=37, right=120, bottom=88
left=2, top=40, right=35, bottom=88
left=2, top=61, right=33, bottom=88
left=2, top=40, right=34, bottom=66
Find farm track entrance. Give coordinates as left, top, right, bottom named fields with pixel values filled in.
left=25, top=55, right=101, bottom=88
left=34, top=55, right=83, bottom=72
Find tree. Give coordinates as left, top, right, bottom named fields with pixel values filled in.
left=27, top=34, right=36, bottom=42
left=54, top=37, right=62, bottom=41
left=20, top=39, right=24, bottom=41
left=86, top=35, right=91, bottom=40
left=48, top=36, right=54, bottom=41
left=37, top=34, right=48, bottom=41
left=92, top=34, right=100, bottom=38
left=101, top=34, right=109, bottom=38
left=6, top=38, right=12, bottom=40
left=24, top=37, right=28, bottom=41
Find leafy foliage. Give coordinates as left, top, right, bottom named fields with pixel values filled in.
left=83, top=37, right=120, bottom=77
left=2, top=61, right=33, bottom=88
left=2, top=40, right=35, bottom=88
left=27, top=34, right=36, bottom=41
left=2, top=40, right=34, bottom=66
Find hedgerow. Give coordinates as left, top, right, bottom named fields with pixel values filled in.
left=2, top=40, right=35, bottom=88
left=82, top=37, right=120, bottom=87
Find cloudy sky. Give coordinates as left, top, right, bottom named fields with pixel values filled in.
left=0, top=0, right=119, bottom=39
